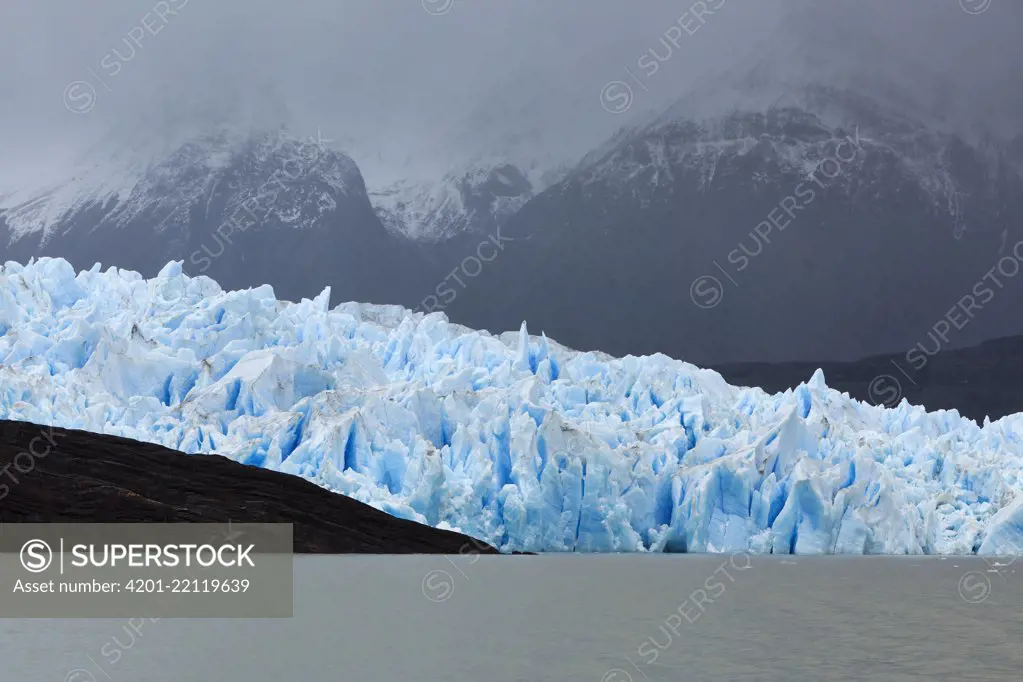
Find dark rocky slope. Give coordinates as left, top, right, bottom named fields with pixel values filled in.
left=717, top=334, right=1023, bottom=422
left=0, top=419, right=497, bottom=554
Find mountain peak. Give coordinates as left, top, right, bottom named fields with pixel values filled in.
left=0, top=126, right=358, bottom=243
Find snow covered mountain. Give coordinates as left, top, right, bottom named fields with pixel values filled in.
left=2, top=126, right=360, bottom=240
left=0, top=126, right=439, bottom=307
left=0, top=125, right=544, bottom=252
left=441, top=77, right=1023, bottom=364
left=2, top=257, right=1023, bottom=554
left=371, top=163, right=534, bottom=241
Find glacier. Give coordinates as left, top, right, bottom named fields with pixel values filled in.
left=1, top=257, right=1022, bottom=554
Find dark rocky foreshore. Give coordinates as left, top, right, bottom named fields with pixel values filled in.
left=0, top=419, right=498, bottom=554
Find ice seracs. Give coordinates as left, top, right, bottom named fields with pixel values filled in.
left=1, top=257, right=1022, bottom=554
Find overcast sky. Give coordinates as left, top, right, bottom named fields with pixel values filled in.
left=1, top=0, right=1020, bottom=191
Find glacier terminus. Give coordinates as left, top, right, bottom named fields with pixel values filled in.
left=1, top=257, right=1022, bottom=555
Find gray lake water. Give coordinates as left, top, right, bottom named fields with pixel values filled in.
left=6, top=556, right=1022, bottom=681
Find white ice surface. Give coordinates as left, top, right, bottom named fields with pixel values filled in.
left=1, top=258, right=1021, bottom=554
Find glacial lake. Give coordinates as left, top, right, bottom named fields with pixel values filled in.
left=6, top=555, right=1022, bottom=681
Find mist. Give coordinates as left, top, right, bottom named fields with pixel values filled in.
left=1, top=0, right=1020, bottom=191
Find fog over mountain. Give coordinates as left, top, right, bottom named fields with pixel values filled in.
left=4, top=0, right=1018, bottom=191
left=0, top=0, right=770, bottom=188
left=2, top=0, right=1022, bottom=365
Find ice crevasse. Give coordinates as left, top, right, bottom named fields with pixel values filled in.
left=1, top=257, right=1022, bottom=554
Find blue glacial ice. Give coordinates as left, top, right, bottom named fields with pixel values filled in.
left=2, top=257, right=1023, bottom=554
